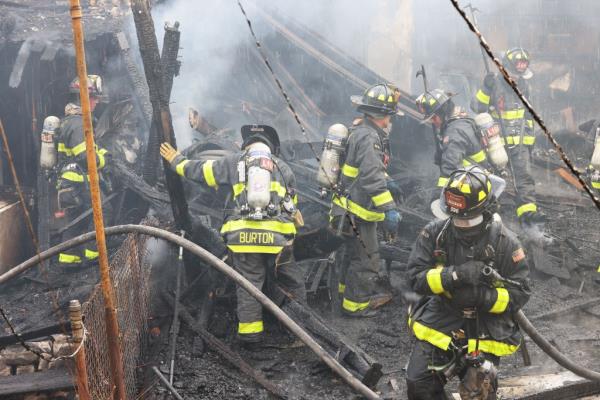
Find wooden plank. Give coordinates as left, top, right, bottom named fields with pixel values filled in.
left=0, top=368, right=73, bottom=395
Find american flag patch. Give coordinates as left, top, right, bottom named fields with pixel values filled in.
left=512, top=248, right=525, bottom=263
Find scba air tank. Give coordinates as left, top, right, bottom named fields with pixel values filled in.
left=246, top=142, right=272, bottom=214
left=316, top=123, right=349, bottom=189
left=474, top=113, right=508, bottom=170
left=40, top=116, right=61, bottom=169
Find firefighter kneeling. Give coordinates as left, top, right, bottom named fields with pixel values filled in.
left=405, top=166, right=531, bottom=400
left=160, top=125, right=305, bottom=345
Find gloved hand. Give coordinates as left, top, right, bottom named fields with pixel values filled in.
left=387, top=179, right=404, bottom=202
left=483, top=72, right=496, bottom=91
left=453, top=260, right=486, bottom=286
left=450, top=286, right=481, bottom=309
left=160, top=142, right=181, bottom=164
left=382, top=209, right=402, bottom=233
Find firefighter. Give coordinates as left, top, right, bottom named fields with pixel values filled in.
left=474, top=47, right=544, bottom=225
left=56, top=75, right=112, bottom=267
left=159, top=125, right=305, bottom=344
left=405, top=166, right=531, bottom=400
left=332, top=84, right=401, bottom=318
left=415, top=89, right=491, bottom=205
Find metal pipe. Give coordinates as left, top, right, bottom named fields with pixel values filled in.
left=68, top=1, right=126, bottom=399
left=69, top=300, right=91, bottom=400
left=151, top=366, right=184, bottom=400
left=0, top=225, right=381, bottom=399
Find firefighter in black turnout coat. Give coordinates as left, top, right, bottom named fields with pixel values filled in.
left=405, top=166, right=531, bottom=400
left=331, top=84, right=402, bottom=318
left=160, top=125, right=305, bottom=343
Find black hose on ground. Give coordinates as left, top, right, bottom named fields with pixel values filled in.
left=515, top=310, right=600, bottom=381
left=0, top=224, right=381, bottom=400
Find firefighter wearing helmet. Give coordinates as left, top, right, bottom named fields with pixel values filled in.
left=474, top=47, right=544, bottom=225
left=56, top=75, right=113, bottom=267
left=160, top=125, right=305, bottom=345
left=330, top=83, right=401, bottom=318
left=406, top=166, right=531, bottom=400
left=416, top=89, right=492, bottom=210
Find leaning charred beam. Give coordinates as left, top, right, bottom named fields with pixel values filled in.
left=130, top=0, right=190, bottom=231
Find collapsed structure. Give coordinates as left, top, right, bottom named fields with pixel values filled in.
left=0, top=0, right=598, bottom=399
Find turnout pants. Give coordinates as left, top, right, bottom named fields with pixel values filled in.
left=58, top=181, right=113, bottom=266
left=406, top=340, right=499, bottom=400
left=337, top=218, right=382, bottom=313
left=508, top=145, right=537, bottom=218
left=230, top=251, right=305, bottom=341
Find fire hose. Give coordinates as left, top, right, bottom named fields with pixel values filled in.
left=0, top=224, right=381, bottom=400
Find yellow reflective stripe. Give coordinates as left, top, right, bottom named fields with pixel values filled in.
left=372, top=190, right=394, bottom=207
left=227, top=245, right=283, bottom=254
left=470, top=150, right=487, bottom=163
left=476, top=89, right=490, bottom=105
left=526, top=119, right=534, bottom=129
left=59, top=253, right=82, bottom=264
left=220, top=220, right=296, bottom=235
left=500, top=109, right=525, bottom=120
left=270, top=181, right=286, bottom=198
left=342, top=297, right=370, bottom=312
left=202, top=160, right=217, bottom=188
left=426, top=267, right=444, bottom=294
left=332, top=196, right=385, bottom=222
left=505, top=136, right=536, bottom=145
left=71, top=141, right=87, bottom=156
left=85, top=249, right=99, bottom=260
left=592, top=181, right=600, bottom=189
left=338, top=283, right=346, bottom=294
left=57, top=143, right=73, bottom=156
left=516, top=202, right=537, bottom=217
left=238, top=321, right=264, bottom=334
left=97, top=150, right=106, bottom=169
left=489, top=287, right=510, bottom=314
left=597, top=264, right=600, bottom=273
left=409, top=318, right=452, bottom=351
left=293, top=194, right=298, bottom=205
left=61, top=171, right=85, bottom=182
left=176, top=159, right=190, bottom=177
left=437, top=177, right=449, bottom=187
left=233, top=183, right=245, bottom=196
left=468, top=339, right=519, bottom=356
left=342, top=164, right=359, bottom=178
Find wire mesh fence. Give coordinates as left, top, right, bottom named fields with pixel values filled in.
left=82, top=221, right=154, bottom=399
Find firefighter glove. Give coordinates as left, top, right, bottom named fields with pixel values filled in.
left=483, top=73, right=496, bottom=91
left=160, top=142, right=181, bottom=164
left=387, top=179, right=404, bottom=202
left=450, top=286, right=481, bottom=309
left=382, top=209, right=402, bottom=233
left=454, top=260, right=486, bottom=286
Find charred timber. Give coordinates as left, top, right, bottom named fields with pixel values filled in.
left=130, top=0, right=190, bottom=232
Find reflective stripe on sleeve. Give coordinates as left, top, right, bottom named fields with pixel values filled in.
left=342, top=297, right=370, bottom=312
left=489, top=287, right=510, bottom=314
left=338, top=283, right=346, bottom=294
left=238, top=321, right=264, bottom=334
left=61, top=171, right=85, bottom=182
left=476, top=89, right=490, bottom=105
left=592, top=181, right=600, bottom=189
left=71, top=141, right=87, bottom=156
left=341, top=164, right=359, bottom=178
left=516, top=203, right=537, bottom=217
left=57, top=143, right=73, bottom=156
left=97, top=148, right=107, bottom=169
left=202, top=160, right=217, bottom=188
left=372, top=190, right=394, bottom=207
left=462, top=150, right=487, bottom=167
left=175, top=159, right=190, bottom=177
left=59, top=253, right=82, bottom=264
left=426, top=267, right=445, bottom=294
left=85, top=249, right=99, bottom=260
left=468, top=339, right=519, bottom=356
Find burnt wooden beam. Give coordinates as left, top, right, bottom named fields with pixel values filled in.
left=0, top=368, right=73, bottom=395
left=130, top=0, right=190, bottom=232
left=163, top=293, right=288, bottom=399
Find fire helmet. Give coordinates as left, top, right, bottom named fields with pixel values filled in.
left=415, top=89, right=455, bottom=122
left=69, top=75, right=103, bottom=96
left=502, top=47, right=533, bottom=79
left=241, top=125, right=280, bottom=156
left=351, top=84, right=399, bottom=117
left=431, top=166, right=506, bottom=220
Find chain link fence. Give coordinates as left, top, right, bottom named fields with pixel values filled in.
left=82, top=221, right=154, bottom=399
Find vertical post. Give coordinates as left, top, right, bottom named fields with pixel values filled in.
left=69, top=300, right=91, bottom=400
left=68, top=1, right=127, bottom=399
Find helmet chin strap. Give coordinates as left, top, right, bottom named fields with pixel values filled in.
left=452, top=214, right=484, bottom=228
